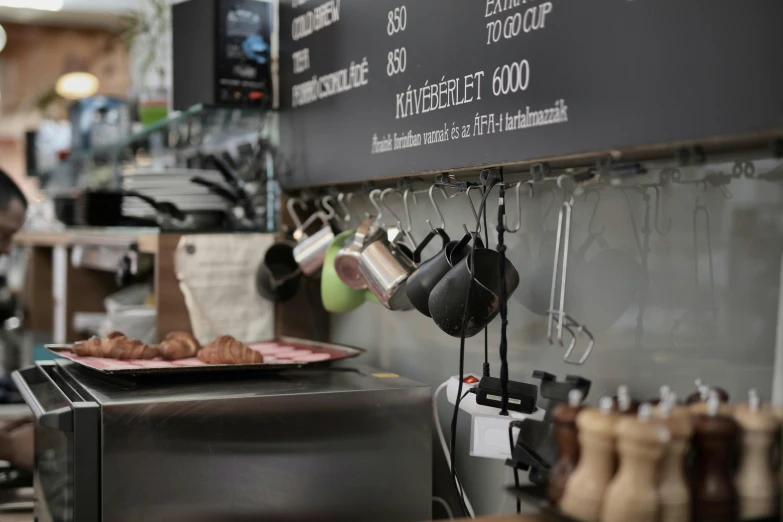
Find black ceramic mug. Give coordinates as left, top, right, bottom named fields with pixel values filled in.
left=428, top=248, right=520, bottom=338
left=256, top=243, right=302, bottom=303
left=407, top=231, right=478, bottom=317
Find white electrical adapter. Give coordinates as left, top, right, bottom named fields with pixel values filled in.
left=445, top=374, right=546, bottom=460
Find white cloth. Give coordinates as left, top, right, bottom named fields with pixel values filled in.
left=175, top=234, right=275, bottom=345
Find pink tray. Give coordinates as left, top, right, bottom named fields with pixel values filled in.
left=46, top=337, right=362, bottom=375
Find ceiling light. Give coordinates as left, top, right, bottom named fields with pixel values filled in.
left=55, top=72, right=99, bottom=100
left=0, top=0, right=63, bottom=11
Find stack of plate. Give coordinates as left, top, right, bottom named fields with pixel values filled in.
left=121, top=168, right=228, bottom=219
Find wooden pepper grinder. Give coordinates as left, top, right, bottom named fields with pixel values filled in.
left=649, top=385, right=671, bottom=406
left=734, top=389, right=779, bottom=520
left=614, top=385, right=640, bottom=415
left=692, top=392, right=739, bottom=522
left=560, top=397, right=618, bottom=522
left=772, top=406, right=783, bottom=517
left=601, top=403, right=670, bottom=522
left=689, top=381, right=733, bottom=416
left=687, top=378, right=730, bottom=405
left=656, top=392, right=693, bottom=522
left=548, top=389, right=585, bottom=506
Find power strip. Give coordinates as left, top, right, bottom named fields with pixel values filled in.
left=446, top=375, right=545, bottom=420
left=445, top=375, right=546, bottom=460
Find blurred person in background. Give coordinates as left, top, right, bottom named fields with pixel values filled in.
left=0, top=168, right=32, bottom=472
left=0, top=168, right=27, bottom=256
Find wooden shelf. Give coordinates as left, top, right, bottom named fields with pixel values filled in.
left=15, top=228, right=159, bottom=254
left=16, top=228, right=162, bottom=344
left=16, top=228, right=328, bottom=345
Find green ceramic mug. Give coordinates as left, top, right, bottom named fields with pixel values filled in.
left=322, top=229, right=379, bottom=313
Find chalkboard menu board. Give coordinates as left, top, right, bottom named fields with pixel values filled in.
left=279, top=0, right=783, bottom=188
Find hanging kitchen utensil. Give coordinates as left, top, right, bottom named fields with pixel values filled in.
left=545, top=177, right=595, bottom=364
left=123, top=190, right=226, bottom=231
left=428, top=182, right=519, bottom=336
left=465, top=185, right=485, bottom=237
left=519, top=187, right=565, bottom=315
left=334, top=217, right=385, bottom=290
left=558, top=314, right=596, bottom=365
left=406, top=184, right=487, bottom=317
left=564, top=189, right=647, bottom=333
left=498, top=181, right=535, bottom=309
left=427, top=184, right=449, bottom=232
left=503, top=181, right=529, bottom=234
left=671, top=190, right=718, bottom=348
left=191, top=175, right=240, bottom=203
left=381, top=188, right=417, bottom=249
left=320, top=195, right=347, bottom=232
left=694, top=195, right=718, bottom=323
left=548, top=193, right=575, bottom=346
left=337, top=193, right=354, bottom=225
left=257, top=199, right=314, bottom=302
left=292, top=211, right=334, bottom=276
left=405, top=227, right=457, bottom=317
left=321, top=229, right=379, bottom=313
left=210, top=154, right=251, bottom=201
left=287, top=197, right=308, bottom=237
left=256, top=243, right=302, bottom=303
left=429, top=247, right=520, bottom=338
left=190, top=176, right=260, bottom=230
left=358, top=235, right=417, bottom=311
left=651, top=186, right=672, bottom=236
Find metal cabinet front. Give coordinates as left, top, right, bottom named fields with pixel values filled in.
left=13, top=362, right=100, bottom=522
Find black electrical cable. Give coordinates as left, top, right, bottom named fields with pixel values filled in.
left=497, top=179, right=510, bottom=416
left=508, top=421, right=523, bottom=514
left=483, top=329, right=490, bottom=378
left=482, top=190, right=491, bottom=378
left=449, top=180, right=498, bottom=517
left=453, top=389, right=473, bottom=515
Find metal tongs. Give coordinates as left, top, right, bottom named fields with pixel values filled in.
left=546, top=176, right=595, bottom=365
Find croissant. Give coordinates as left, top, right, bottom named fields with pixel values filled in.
left=198, top=335, right=263, bottom=365
left=74, top=336, right=102, bottom=357
left=74, top=333, right=158, bottom=360
left=160, top=331, right=201, bottom=360
left=114, top=338, right=159, bottom=360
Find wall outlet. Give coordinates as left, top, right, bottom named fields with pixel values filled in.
left=446, top=375, right=546, bottom=460
left=470, top=415, right=521, bottom=460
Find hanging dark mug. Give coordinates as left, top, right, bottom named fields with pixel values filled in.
left=407, top=231, right=479, bottom=317
left=256, top=242, right=302, bottom=303
left=429, top=248, right=520, bottom=338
